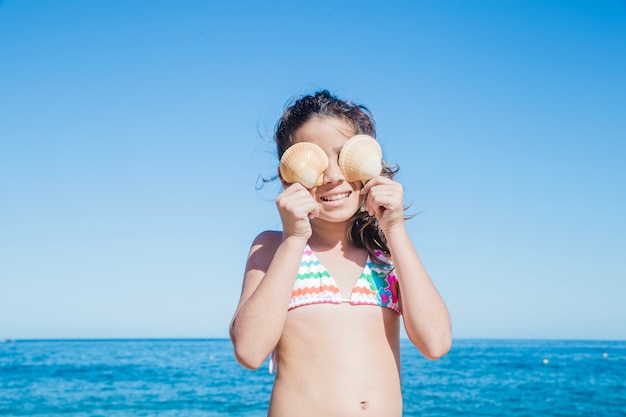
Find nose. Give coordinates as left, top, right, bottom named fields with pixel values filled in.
left=322, top=157, right=344, bottom=184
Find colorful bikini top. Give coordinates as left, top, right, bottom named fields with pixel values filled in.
left=288, top=245, right=401, bottom=315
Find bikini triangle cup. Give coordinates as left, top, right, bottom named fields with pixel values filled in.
left=289, top=245, right=400, bottom=313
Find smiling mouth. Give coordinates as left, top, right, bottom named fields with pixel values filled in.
left=320, top=192, right=351, bottom=202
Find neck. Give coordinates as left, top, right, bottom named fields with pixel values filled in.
left=309, top=219, right=351, bottom=250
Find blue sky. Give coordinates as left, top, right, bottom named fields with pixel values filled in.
left=1, top=0, right=624, bottom=340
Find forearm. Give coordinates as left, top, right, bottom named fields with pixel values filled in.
left=230, top=236, right=306, bottom=368
left=386, top=226, right=452, bottom=359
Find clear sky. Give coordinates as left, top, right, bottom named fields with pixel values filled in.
left=1, top=0, right=624, bottom=341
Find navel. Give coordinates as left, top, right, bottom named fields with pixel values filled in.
left=359, top=400, right=370, bottom=410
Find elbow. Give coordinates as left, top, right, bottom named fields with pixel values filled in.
left=232, top=344, right=268, bottom=370
left=408, top=327, right=452, bottom=360
left=230, top=326, right=270, bottom=370
left=422, top=332, right=452, bottom=360
left=422, top=338, right=451, bottom=360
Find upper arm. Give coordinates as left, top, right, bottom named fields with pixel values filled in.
left=234, top=231, right=282, bottom=313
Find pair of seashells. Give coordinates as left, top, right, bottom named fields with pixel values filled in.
left=279, top=134, right=383, bottom=188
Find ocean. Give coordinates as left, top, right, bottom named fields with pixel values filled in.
left=1, top=339, right=624, bottom=416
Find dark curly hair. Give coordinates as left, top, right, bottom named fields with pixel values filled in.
left=274, top=90, right=400, bottom=266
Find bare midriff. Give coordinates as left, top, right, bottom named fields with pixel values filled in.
left=268, top=303, right=402, bottom=417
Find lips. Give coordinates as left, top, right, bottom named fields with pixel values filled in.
left=320, top=192, right=351, bottom=202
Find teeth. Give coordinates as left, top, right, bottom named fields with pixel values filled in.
left=322, top=192, right=350, bottom=201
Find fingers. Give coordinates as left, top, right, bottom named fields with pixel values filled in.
left=362, top=176, right=404, bottom=213
left=276, top=183, right=319, bottom=239
left=278, top=183, right=319, bottom=219
left=361, top=176, right=405, bottom=230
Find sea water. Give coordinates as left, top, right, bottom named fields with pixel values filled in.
left=1, top=339, right=624, bottom=416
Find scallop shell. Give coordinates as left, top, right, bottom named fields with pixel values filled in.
left=338, top=134, right=382, bottom=183
left=279, top=142, right=329, bottom=188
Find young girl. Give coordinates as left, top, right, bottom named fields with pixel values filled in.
left=230, top=90, right=451, bottom=417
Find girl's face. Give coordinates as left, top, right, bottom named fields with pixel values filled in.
left=291, top=117, right=363, bottom=223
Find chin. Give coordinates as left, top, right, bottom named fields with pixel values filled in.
left=319, top=206, right=360, bottom=223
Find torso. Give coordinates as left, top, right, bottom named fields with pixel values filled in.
left=268, top=241, right=403, bottom=417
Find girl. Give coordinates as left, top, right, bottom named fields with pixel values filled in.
left=230, top=90, right=451, bottom=417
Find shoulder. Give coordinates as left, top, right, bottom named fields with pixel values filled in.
left=251, top=230, right=283, bottom=249
left=245, top=231, right=283, bottom=271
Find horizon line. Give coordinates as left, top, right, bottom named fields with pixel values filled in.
left=3, top=336, right=626, bottom=343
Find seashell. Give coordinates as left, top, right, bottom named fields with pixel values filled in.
left=338, top=134, right=383, bottom=183
left=279, top=142, right=329, bottom=188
